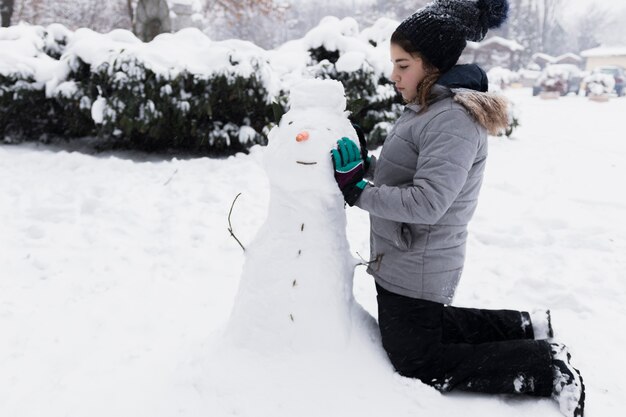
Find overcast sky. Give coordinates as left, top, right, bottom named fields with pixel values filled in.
left=569, top=0, right=626, bottom=12
left=352, top=0, right=626, bottom=13
left=564, top=0, right=626, bottom=18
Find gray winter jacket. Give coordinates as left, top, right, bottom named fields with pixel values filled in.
left=356, top=84, right=508, bottom=304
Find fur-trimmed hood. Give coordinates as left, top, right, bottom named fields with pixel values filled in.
left=451, top=88, right=509, bottom=136
left=408, top=84, right=510, bottom=136
left=431, top=64, right=510, bottom=136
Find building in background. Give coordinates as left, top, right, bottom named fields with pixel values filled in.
left=460, top=36, right=525, bottom=71
left=531, top=52, right=584, bottom=69
left=581, top=46, right=626, bottom=71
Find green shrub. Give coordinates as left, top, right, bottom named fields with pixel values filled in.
left=0, top=24, right=90, bottom=142
left=307, top=49, right=403, bottom=149
left=81, top=53, right=272, bottom=154
left=0, top=74, right=55, bottom=141
left=1, top=25, right=275, bottom=154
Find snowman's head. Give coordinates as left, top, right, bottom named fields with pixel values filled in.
left=264, top=79, right=359, bottom=193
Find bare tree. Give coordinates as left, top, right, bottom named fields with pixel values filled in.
left=494, top=0, right=522, bottom=39
left=573, top=4, right=611, bottom=52
left=202, top=0, right=289, bottom=48
left=540, top=0, right=562, bottom=52
left=1, top=0, right=15, bottom=27
left=211, top=0, right=386, bottom=49
left=14, top=0, right=47, bottom=25
left=127, top=0, right=135, bottom=24
left=597, top=7, right=626, bottom=48
left=490, top=0, right=541, bottom=63
left=12, top=0, right=131, bottom=31
left=203, top=0, right=277, bottom=19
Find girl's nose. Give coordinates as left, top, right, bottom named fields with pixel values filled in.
left=296, top=131, right=310, bottom=142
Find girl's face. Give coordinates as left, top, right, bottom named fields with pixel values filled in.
left=390, top=43, right=428, bottom=102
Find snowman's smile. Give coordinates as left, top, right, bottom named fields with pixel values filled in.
left=296, top=161, right=318, bottom=165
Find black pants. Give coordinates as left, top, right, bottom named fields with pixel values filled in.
left=376, top=284, right=554, bottom=396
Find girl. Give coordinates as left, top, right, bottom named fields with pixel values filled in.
left=331, top=1, right=585, bottom=416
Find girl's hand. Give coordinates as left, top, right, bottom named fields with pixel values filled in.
left=331, top=138, right=368, bottom=206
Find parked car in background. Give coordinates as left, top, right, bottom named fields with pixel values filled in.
left=532, top=64, right=584, bottom=96
left=585, top=66, right=625, bottom=96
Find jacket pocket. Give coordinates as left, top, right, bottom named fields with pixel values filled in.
left=399, top=223, right=413, bottom=250
left=406, top=223, right=430, bottom=251
left=371, top=216, right=412, bottom=251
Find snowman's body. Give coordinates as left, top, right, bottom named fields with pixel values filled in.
left=227, top=79, right=372, bottom=353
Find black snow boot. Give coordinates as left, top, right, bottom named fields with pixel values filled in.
left=551, top=343, right=585, bottom=417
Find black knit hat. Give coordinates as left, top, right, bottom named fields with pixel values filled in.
left=396, top=0, right=509, bottom=73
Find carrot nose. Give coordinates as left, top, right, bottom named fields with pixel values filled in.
left=296, top=131, right=310, bottom=142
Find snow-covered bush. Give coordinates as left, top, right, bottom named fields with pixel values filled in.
left=534, top=64, right=582, bottom=96
left=0, top=72, right=51, bottom=141
left=584, top=73, right=615, bottom=96
left=487, top=67, right=520, bottom=90
left=52, top=28, right=279, bottom=153
left=42, top=24, right=74, bottom=59
left=83, top=55, right=271, bottom=152
left=308, top=53, right=401, bottom=148
left=485, top=69, right=520, bottom=138
left=270, top=16, right=402, bottom=149
left=1, top=26, right=279, bottom=153
left=537, top=66, right=568, bottom=93
left=503, top=100, right=520, bottom=137
left=517, top=67, right=541, bottom=88
left=0, top=24, right=67, bottom=141
left=2, top=17, right=521, bottom=153
left=319, top=18, right=399, bottom=147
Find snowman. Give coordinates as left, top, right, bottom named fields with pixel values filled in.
left=226, top=78, right=375, bottom=353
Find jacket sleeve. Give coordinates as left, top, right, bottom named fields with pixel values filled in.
left=356, top=109, right=480, bottom=225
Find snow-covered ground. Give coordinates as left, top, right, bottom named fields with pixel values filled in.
left=1, top=89, right=625, bottom=416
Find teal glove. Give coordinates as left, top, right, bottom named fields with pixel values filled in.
left=335, top=136, right=361, bottom=166
left=331, top=138, right=367, bottom=206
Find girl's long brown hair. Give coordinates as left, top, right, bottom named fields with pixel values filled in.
left=390, top=30, right=440, bottom=111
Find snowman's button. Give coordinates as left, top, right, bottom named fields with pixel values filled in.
left=296, top=131, right=310, bottom=142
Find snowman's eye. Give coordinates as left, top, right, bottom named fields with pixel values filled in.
left=288, top=121, right=294, bottom=125
left=326, top=128, right=331, bottom=131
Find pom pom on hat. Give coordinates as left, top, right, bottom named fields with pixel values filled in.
left=469, top=0, right=509, bottom=41
left=477, top=0, right=509, bottom=29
